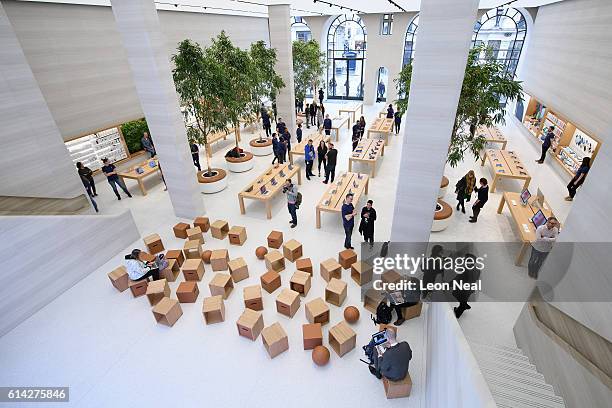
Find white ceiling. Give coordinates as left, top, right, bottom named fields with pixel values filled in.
left=19, top=0, right=567, bottom=17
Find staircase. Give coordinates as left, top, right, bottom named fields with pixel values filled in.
left=467, top=338, right=566, bottom=408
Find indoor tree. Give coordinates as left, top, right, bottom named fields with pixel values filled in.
left=292, top=39, right=326, bottom=103
left=394, top=45, right=523, bottom=167
left=172, top=39, right=227, bottom=176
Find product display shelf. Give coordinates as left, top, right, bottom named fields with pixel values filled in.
left=65, top=127, right=128, bottom=172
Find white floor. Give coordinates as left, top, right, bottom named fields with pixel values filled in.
left=0, top=101, right=576, bottom=406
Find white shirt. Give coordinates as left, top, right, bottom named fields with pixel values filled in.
left=532, top=225, right=559, bottom=253
left=125, top=258, right=150, bottom=280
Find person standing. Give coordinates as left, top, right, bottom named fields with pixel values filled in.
left=318, top=88, right=324, bottom=105
left=271, top=134, right=281, bottom=165
left=305, top=103, right=311, bottom=129
left=394, top=111, right=402, bottom=134
left=452, top=254, right=480, bottom=318
left=342, top=193, right=357, bottom=249
left=323, top=114, right=332, bottom=136
left=469, top=178, right=488, bottom=223
left=304, top=139, right=316, bottom=180
left=377, top=82, right=385, bottom=101
left=352, top=123, right=360, bottom=151
left=359, top=200, right=377, bottom=246
left=358, top=116, right=366, bottom=139
left=276, top=117, right=286, bottom=135
left=528, top=217, right=559, bottom=279
left=316, top=105, right=324, bottom=130
left=141, top=132, right=156, bottom=158
left=323, top=141, right=338, bottom=184
left=455, top=170, right=476, bottom=214
left=317, top=139, right=327, bottom=177
left=386, top=104, right=394, bottom=119
left=101, top=158, right=132, bottom=200
left=536, top=126, right=555, bottom=164
left=566, top=157, right=590, bottom=201
left=76, top=162, right=97, bottom=196
left=296, top=123, right=303, bottom=143
left=190, top=142, right=201, bottom=171
left=309, top=102, right=317, bottom=127
left=262, top=109, right=272, bottom=137
left=282, top=129, right=292, bottom=154
left=80, top=175, right=99, bottom=212
left=283, top=179, right=298, bottom=228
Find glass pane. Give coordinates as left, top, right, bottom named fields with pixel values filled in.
left=347, top=59, right=363, bottom=99
left=376, top=67, right=389, bottom=102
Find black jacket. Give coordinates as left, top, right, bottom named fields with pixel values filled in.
left=475, top=185, right=489, bottom=204
left=326, top=148, right=338, bottom=166
left=378, top=342, right=412, bottom=381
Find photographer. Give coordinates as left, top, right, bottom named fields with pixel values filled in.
left=283, top=179, right=299, bottom=228
left=366, top=329, right=412, bottom=381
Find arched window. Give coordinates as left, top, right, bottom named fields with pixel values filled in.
left=472, top=7, right=527, bottom=77
left=291, top=16, right=312, bottom=42
left=402, top=14, right=419, bottom=67
left=326, top=14, right=367, bottom=100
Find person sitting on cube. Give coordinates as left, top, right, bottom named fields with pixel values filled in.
left=125, top=249, right=160, bottom=281
left=364, top=329, right=412, bottom=381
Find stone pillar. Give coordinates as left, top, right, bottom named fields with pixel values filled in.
left=267, top=4, right=296, bottom=135
left=390, top=0, right=479, bottom=242
left=109, top=0, right=204, bottom=219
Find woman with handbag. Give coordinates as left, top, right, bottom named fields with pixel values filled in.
left=455, top=170, right=476, bottom=214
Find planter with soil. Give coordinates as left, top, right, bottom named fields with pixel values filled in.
left=249, top=137, right=273, bottom=156
left=225, top=151, right=254, bottom=173
left=197, top=168, right=228, bottom=194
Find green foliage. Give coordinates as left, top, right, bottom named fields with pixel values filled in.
left=292, top=40, right=325, bottom=102
left=249, top=40, right=285, bottom=118
left=394, top=45, right=523, bottom=167
left=121, top=118, right=149, bottom=154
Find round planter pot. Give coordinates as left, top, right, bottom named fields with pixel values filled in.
left=249, top=138, right=273, bottom=156
left=439, top=175, right=449, bottom=198
left=431, top=199, right=453, bottom=232
left=197, top=168, right=228, bottom=194
left=225, top=151, right=254, bottom=173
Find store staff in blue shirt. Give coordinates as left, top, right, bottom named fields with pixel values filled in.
left=537, top=126, right=555, bottom=164
left=342, top=193, right=357, bottom=249
left=566, top=157, right=590, bottom=201
left=304, top=139, right=316, bottom=180
left=101, top=158, right=132, bottom=200
left=323, top=114, right=332, bottom=136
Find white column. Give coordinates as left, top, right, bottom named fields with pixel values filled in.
left=109, top=0, right=204, bottom=219
left=390, top=0, right=479, bottom=242
left=268, top=4, right=296, bottom=135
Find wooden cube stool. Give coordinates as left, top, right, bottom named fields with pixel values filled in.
left=282, top=239, right=303, bottom=262
left=228, top=226, right=247, bottom=246
left=244, top=284, right=263, bottom=311
left=262, top=322, right=289, bottom=358
left=320, top=258, right=342, bottom=282
left=140, top=252, right=156, bottom=263
left=296, top=257, right=313, bottom=275
left=173, top=222, right=190, bottom=239
left=160, top=259, right=180, bottom=282
left=267, top=230, right=283, bottom=249
left=182, top=258, right=204, bottom=281
left=152, top=297, right=183, bottom=327
left=193, top=216, right=210, bottom=232
left=264, top=250, right=285, bottom=273
left=228, top=257, right=249, bottom=283
left=302, top=323, right=323, bottom=350
left=183, top=240, right=202, bottom=260
left=186, top=226, right=204, bottom=244
left=211, top=220, right=229, bottom=239
left=329, top=321, right=356, bottom=357
left=276, top=288, right=300, bottom=318
left=260, top=271, right=281, bottom=294
left=165, top=249, right=185, bottom=267
left=383, top=373, right=412, bottom=399
left=202, top=295, right=225, bottom=324
left=209, top=273, right=233, bottom=299
left=382, top=269, right=402, bottom=284
left=210, top=249, right=229, bottom=271
left=129, top=279, right=148, bottom=298
left=108, top=266, right=128, bottom=292
left=351, top=261, right=373, bottom=286
left=325, top=278, right=347, bottom=307
left=146, top=279, right=170, bottom=306
left=378, top=324, right=398, bottom=337
left=305, top=297, right=330, bottom=325
left=290, top=271, right=311, bottom=296
left=338, top=249, right=357, bottom=269
left=144, top=233, right=164, bottom=254
left=401, top=302, right=422, bottom=320
left=364, top=288, right=385, bottom=313
left=176, top=281, right=199, bottom=303
left=237, top=308, right=264, bottom=341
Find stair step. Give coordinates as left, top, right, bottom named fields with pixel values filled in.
left=467, top=339, right=525, bottom=357
left=470, top=342, right=530, bottom=362
left=474, top=351, right=536, bottom=371
left=491, top=390, right=565, bottom=408
left=486, top=376, right=556, bottom=398
left=480, top=366, right=548, bottom=388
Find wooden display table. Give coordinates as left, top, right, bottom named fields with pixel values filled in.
left=205, top=127, right=236, bottom=157
left=477, top=125, right=507, bottom=150
left=367, top=118, right=394, bottom=146
left=316, top=172, right=369, bottom=229
left=481, top=149, right=531, bottom=193
left=289, top=133, right=329, bottom=164
left=338, top=103, right=364, bottom=125
left=238, top=163, right=301, bottom=219
left=348, top=138, right=385, bottom=178
left=378, top=108, right=389, bottom=118
left=326, top=115, right=350, bottom=141
left=497, top=192, right=557, bottom=266
left=117, top=158, right=161, bottom=196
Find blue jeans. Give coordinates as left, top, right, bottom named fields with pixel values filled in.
left=108, top=177, right=131, bottom=199
left=288, top=203, right=297, bottom=225
left=344, top=224, right=353, bottom=248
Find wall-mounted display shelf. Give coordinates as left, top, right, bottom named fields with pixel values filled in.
left=65, top=126, right=128, bottom=172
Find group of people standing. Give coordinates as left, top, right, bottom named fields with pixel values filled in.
left=341, top=193, right=378, bottom=250
left=455, top=170, right=489, bottom=223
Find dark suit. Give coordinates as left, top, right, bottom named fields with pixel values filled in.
left=374, top=342, right=412, bottom=381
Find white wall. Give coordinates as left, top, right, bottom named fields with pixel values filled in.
left=3, top=0, right=270, bottom=140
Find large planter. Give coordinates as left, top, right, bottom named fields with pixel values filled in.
left=431, top=199, right=453, bottom=232
left=197, top=168, right=228, bottom=194
left=225, top=151, right=254, bottom=173
left=439, top=176, right=449, bottom=198
left=249, top=138, right=273, bottom=156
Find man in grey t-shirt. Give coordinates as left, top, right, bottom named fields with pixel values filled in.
left=528, top=217, right=559, bottom=279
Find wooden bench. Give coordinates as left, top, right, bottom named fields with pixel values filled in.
left=316, top=172, right=369, bottom=229
left=348, top=138, right=385, bottom=178
left=481, top=149, right=531, bottom=193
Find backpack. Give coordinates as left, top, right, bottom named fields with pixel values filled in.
left=155, top=254, right=169, bottom=270
left=380, top=241, right=390, bottom=258
left=371, top=300, right=393, bottom=325
left=295, top=192, right=302, bottom=209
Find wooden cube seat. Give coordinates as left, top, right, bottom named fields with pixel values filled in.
left=302, top=323, right=323, bottom=350
left=209, top=273, right=234, bottom=299
left=211, top=220, right=229, bottom=239
left=237, top=309, right=264, bottom=341
left=267, top=230, right=283, bottom=249
left=305, top=297, right=330, bottom=325
left=202, top=295, right=225, bottom=324
left=176, top=281, right=199, bottom=303
left=261, top=270, right=281, bottom=293
left=262, top=322, right=289, bottom=358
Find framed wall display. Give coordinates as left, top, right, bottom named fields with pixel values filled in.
left=64, top=126, right=129, bottom=172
